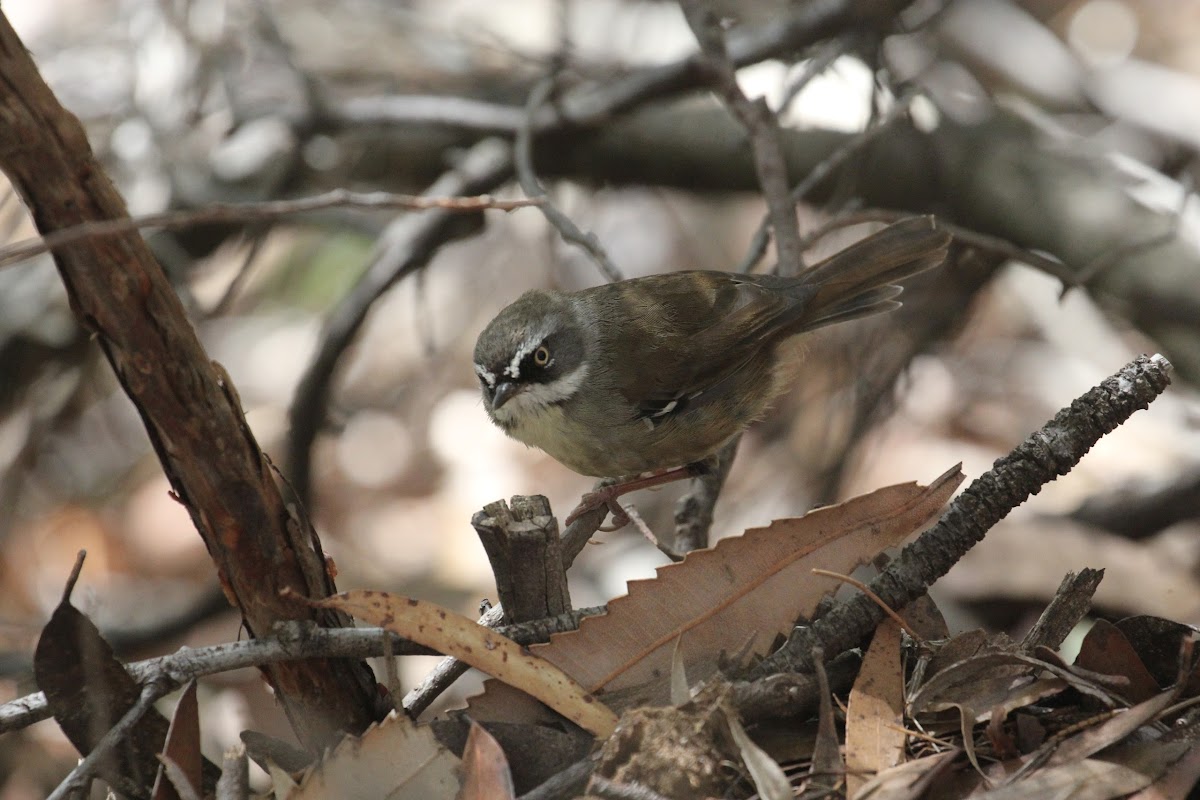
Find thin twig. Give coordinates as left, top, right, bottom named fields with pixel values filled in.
left=625, top=503, right=685, bottom=562
left=516, top=77, right=624, bottom=283
left=1, top=609, right=605, bottom=733
left=205, top=229, right=269, bottom=317
left=779, top=36, right=854, bottom=113
left=403, top=604, right=504, bottom=717
left=0, top=189, right=540, bottom=271
left=810, top=568, right=923, bottom=643
left=46, top=678, right=172, bottom=800
left=736, top=95, right=916, bottom=274
left=215, top=745, right=249, bottom=800
left=681, top=1, right=804, bottom=275
left=673, top=434, right=738, bottom=553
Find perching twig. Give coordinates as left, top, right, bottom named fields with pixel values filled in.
left=673, top=434, right=739, bottom=553
left=516, top=77, right=624, bottom=283
left=779, top=36, right=854, bottom=113
left=681, top=1, right=805, bottom=275
left=752, top=353, right=1173, bottom=678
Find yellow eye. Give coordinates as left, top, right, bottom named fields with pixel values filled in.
left=533, top=345, right=551, bottom=366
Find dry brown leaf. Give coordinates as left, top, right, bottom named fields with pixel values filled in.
left=457, top=722, right=515, bottom=800
left=970, top=757, right=1153, bottom=800
left=288, top=711, right=460, bottom=800
left=152, top=680, right=202, bottom=800
left=309, top=592, right=618, bottom=737
left=1076, top=619, right=1165, bottom=703
left=1126, top=734, right=1200, bottom=799
left=34, top=583, right=221, bottom=798
left=978, top=741, right=1191, bottom=800
left=908, top=651, right=1114, bottom=720
left=845, top=618, right=905, bottom=799
left=473, top=467, right=962, bottom=718
left=852, top=749, right=966, bottom=799
left=810, top=655, right=843, bottom=790
left=1045, top=683, right=1183, bottom=767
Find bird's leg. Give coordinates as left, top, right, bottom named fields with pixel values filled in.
left=566, top=464, right=707, bottom=530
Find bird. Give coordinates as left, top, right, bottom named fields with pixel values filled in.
left=472, top=216, right=951, bottom=528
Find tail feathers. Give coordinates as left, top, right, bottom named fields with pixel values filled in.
left=798, top=216, right=950, bottom=330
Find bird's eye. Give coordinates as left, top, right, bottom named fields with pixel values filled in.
left=533, top=345, right=551, bottom=366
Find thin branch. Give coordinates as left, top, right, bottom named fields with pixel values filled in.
left=0, top=189, right=540, bottom=271
left=673, top=434, right=739, bottom=552
left=403, top=604, right=505, bottom=717
left=736, top=94, right=917, bottom=273
left=809, top=568, right=923, bottom=642
left=0, top=609, right=604, bottom=733
left=625, top=503, right=685, bottom=562
left=516, top=77, right=624, bottom=283
left=681, top=0, right=804, bottom=274
left=1020, top=568, right=1105, bottom=652
left=204, top=228, right=270, bottom=318
left=215, top=744, right=248, bottom=800
left=780, top=36, right=855, bottom=113
left=750, top=353, right=1173, bottom=678
left=46, top=679, right=172, bottom=800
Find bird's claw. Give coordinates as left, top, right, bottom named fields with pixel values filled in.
left=565, top=490, right=630, bottom=530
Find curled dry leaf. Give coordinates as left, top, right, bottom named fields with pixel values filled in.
left=472, top=466, right=963, bottom=718
left=308, top=591, right=618, bottom=737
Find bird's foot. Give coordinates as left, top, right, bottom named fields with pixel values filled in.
left=565, top=489, right=630, bottom=530
left=564, top=465, right=702, bottom=530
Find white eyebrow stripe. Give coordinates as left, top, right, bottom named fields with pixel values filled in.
left=506, top=342, right=533, bottom=379
left=474, top=364, right=496, bottom=388
left=505, top=324, right=554, bottom=379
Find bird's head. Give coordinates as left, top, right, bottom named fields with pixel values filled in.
left=472, top=290, right=589, bottom=427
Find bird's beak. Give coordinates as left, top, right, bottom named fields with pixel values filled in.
left=492, top=381, right=520, bottom=410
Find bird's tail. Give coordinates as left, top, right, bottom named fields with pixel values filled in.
left=794, top=216, right=951, bottom=331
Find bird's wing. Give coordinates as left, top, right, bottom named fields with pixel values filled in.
left=588, top=271, right=808, bottom=423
